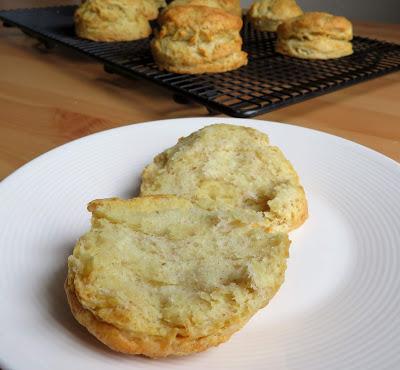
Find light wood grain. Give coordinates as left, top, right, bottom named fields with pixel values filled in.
left=0, top=1, right=399, bottom=180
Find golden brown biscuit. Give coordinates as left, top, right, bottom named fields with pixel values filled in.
left=75, top=0, right=166, bottom=42
left=248, top=0, right=303, bottom=32
left=276, top=12, right=353, bottom=59
left=65, top=196, right=290, bottom=357
left=140, top=124, right=308, bottom=232
left=151, top=5, right=248, bottom=74
left=167, top=0, right=242, bottom=17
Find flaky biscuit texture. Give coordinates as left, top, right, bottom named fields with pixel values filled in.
left=66, top=196, right=290, bottom=357
left=276, top=12, right=353, bottom=59
left=151, top=5, right=247, bottom=74
left=75, top=0, right=166, bottom=41
left=140, top=124, right=308, bottom=232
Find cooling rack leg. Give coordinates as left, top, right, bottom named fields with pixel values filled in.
left=34, top=38, right=56, bottom=50
left=104, top=64, right=115, bottom=74
left=42, top=40, right=56, bottom=50
left=173, top=94, right=219, bottom=115
left=206, top=107, right=219, bottom=116
left=173, top=94, right=191, bottom=105
left=19, top=29, right=56, bottom=50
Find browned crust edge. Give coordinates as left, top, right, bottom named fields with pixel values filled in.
left=65, top=280, right=241, bottom=358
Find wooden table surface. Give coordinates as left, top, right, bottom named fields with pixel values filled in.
left=1, top=1, right=399, bottom=180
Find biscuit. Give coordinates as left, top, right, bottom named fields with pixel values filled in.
left=65, top=196, right=290, bottom=357
left=248, top=0, right=303, bottom=32
left=151, top=5, right=248, bottom=74
left=276, top=12, right=353, bottom=59
left=75, top=0, right=165, bottom=42
left=167, top=0, right=242, bottom=17
left=140, top=124, right=308, bottom=232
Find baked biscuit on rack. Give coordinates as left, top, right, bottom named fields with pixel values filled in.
left=248, top=0, right=303, bottom=32
left=151, top=5, right=247, bottom=74
left=276, top=12, right=353, bottom=59
left=75, top=0, right=166, bottom=42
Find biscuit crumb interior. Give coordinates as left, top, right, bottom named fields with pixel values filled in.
left=141, top=124, right=307, bottom=232
left=67, top=197, right=289, bottom=341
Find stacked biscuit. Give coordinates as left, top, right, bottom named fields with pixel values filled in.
left=65, top=123, right=308, bottom=357
left=247, top=0, right=353, bottom=59
left=75, top=0, right=354, bottom=69
left=151, top=5, right=247, bottom=74
left=151, top=0, right=247, bottom=73
left=74, top=0, right=247, bottom=73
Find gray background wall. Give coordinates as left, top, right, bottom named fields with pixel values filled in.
left=0, top=1, right=399, bottom=23
left=242, top=0, right=400, bottom=23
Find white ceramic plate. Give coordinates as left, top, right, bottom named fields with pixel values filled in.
left=1, top=118, right=399, bottom=370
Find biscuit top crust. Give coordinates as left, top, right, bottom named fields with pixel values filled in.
left=158, top=5, right=243, bottom=33
left=277, top=12, right=353, bottom=41
left=167, top=0, right=242, bottom=17
left=75, top=0, right=166, bottom=23
left=248, top=0, right=303, bottom=20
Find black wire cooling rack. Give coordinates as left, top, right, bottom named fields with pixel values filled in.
left=1, top=5, right=400, bottom=117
